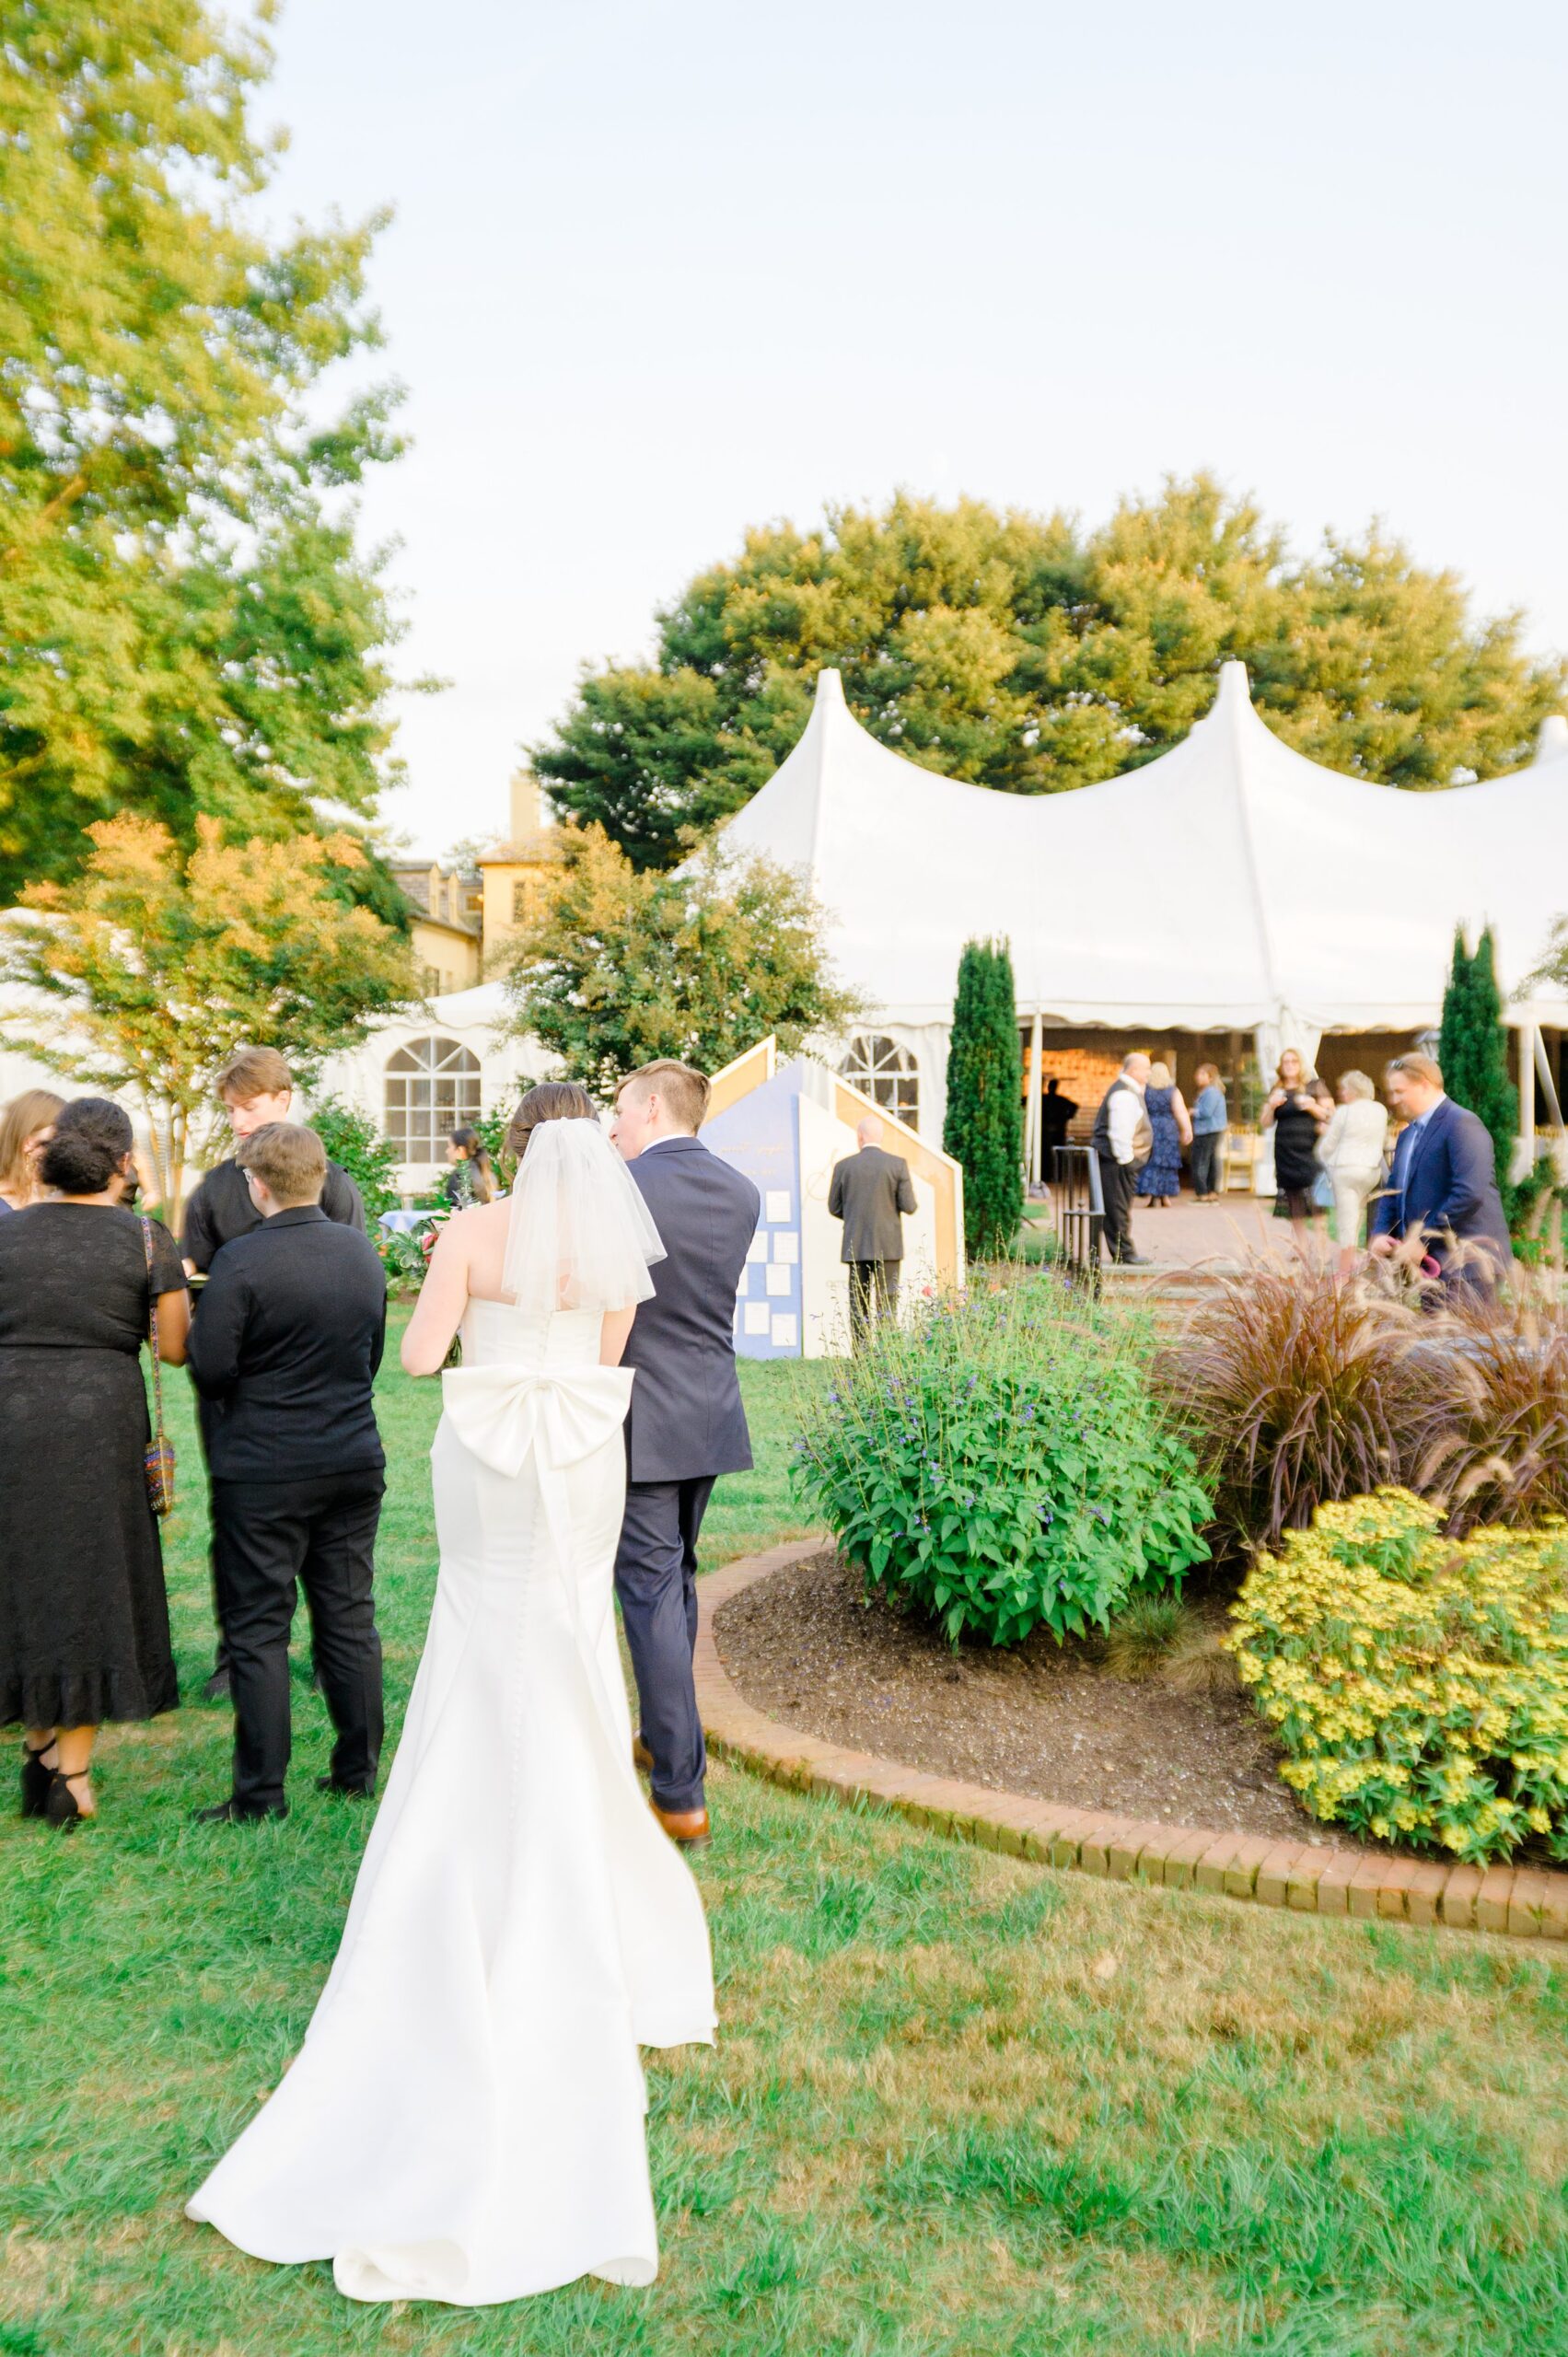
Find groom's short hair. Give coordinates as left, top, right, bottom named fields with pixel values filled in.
left=621, top=1059, right=709, bottom=1133
left=236, top=1121, right=327, bottom=1207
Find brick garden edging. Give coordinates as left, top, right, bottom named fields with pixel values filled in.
left=697, top=1542, right=1568, bottom=1944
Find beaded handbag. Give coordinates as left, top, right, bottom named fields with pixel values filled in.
left=141, top=1216, right=176, bottom=1517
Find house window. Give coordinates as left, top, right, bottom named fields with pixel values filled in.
left=838, top=1033, right=920, bottom=1127
left=384, top=1037, right=482, bottom=1162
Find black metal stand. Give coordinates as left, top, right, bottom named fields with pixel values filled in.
left=1050, top=1144, right=1104, bottom=1290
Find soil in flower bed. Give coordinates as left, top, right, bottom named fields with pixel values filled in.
left=714, top=1548, right=1395, bottom=1857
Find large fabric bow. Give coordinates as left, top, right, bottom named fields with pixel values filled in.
left=440, top=1363, right=634, bottom=1481
left=438, top=1362, right=637, bottom=1723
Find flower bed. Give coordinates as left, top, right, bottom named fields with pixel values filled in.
left=1229, top=1489, right=1568, bottom=1862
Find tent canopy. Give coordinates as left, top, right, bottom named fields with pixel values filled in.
left=718, top=662, right=1568, bottom=1035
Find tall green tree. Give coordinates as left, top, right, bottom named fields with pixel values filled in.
left=497, top=823, right=864, bottom=1096
left=943, top=940, right=1022, bottom=1260
left=535, top=482, right=1567, bottom=867
left=1438, top=923, right=1518, bottom=1199
left=0, top=0, right=413, bottom=901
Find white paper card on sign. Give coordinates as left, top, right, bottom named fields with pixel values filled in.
left=765, top=1190, right=792, bottom=1224
left=764, top=1263, right=791, bottom=1297
left=743, top=1302, right=770, bottom=1334
left=771, top=1314, right=798, bottom=1348
left=746, top=1232, right=769, bottom=1265
left=772, top=1230, right=800, bottom=1264
left=736, top=1267, right=750, bottom=1298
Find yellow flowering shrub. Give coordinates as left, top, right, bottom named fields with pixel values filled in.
left=1228, top=1489, right=1568, bottom=1862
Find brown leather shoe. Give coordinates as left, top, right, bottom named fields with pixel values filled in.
left=651, top=1801, right=711, bottom=1851
left=632, top=1736, right=655, bottom=1775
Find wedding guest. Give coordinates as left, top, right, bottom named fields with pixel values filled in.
left=0, top=1088, right=64, bottom=1213
left=181, top=1047, right=366, bottom=1274
left=828, top=1115, right=917, bottom=1349
left=1261, top=1050, right=1326, bottom=1263
left=441, top=1124, right=498, bottom=1209
left=187, top=1123, right=388, bottom=1822
left=1189, top=1064, right=1226, bottom=1202
left=1038, top=1077, right=1078, bottom=1173
left=182, top=1046, right=366, bottom=1701
left=1134, top=1060, right=1192, bottom=1207
left=0, top=1097, right=189, bottom=1827
left=1091, top=1052, right=1152, bottom=1266
left=1368, top=1052, right=1511, bottom=1295
left=1317, top=1070, right=1389, bottom=1277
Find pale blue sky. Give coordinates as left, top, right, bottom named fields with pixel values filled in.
left=262, top=0, right=1568, bottom=855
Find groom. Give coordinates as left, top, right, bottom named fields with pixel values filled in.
left=614, top=1059, right=761, bottom=1850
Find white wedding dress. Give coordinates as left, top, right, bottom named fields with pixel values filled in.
left=187, top=1244, right=715, bottom=2303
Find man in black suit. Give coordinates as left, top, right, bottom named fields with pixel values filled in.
left=182, top=1044, right=366, bottom=1701
left=1368, top=1051, right=1512, bottom=1295
left=1038, top=1076, right=1078, bottom=1172
left=613, top=1058, right=761, bottom=1850
left=828, top=1115, right=918, bottom=1349
left=187, top=1123, right=389, bottom=1822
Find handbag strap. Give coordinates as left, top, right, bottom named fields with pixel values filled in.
left=141, top=1215, right=168, bottom=1446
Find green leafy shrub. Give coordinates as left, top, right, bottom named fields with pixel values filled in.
left=308, top=1092, right=403, bottom=1222
left=792, top=1278, right=1211, bottom=1647
left=1229, top=1489, right=1568, bottom=1861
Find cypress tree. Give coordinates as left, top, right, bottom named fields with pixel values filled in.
left=944, top=939, right=1023, bottom=1259
left=1436, top=925, right=1474, bottom=1098
left=1437, top=923, right=1517, bottom=1199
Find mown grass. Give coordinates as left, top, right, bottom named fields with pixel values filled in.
left=4, top=1326, right=1568, bottom=2354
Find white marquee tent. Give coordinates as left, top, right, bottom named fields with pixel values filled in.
left=720, top=661, right=1568, bottom=1155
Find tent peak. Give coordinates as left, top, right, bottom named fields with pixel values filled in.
left=1214, top=658, right=1253, bottom=711
left=1534, top=714, right=1568, bottom=765
left=813, top=667, right=847, bottom=709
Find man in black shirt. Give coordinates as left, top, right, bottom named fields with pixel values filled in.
left=188, top=1123, right=388, bottom=1822
left=182, top=1047, right=366, bottom=1699
left=181, top=1047, right=366, bottom=1275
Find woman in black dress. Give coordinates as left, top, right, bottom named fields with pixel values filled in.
left=0, top=1097, right=191, bottom=1826
left=1260, top=1049, right=1327, bottom=1265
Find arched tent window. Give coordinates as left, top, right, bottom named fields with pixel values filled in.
left=838, top=1033, right=920, bottom=1127
left=385, top=1037, right=482, bottom=1161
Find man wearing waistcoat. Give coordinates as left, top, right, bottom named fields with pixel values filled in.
left=1091, top=1052, right=1153, bottom=1266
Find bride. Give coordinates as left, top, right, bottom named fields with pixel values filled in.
left=187, top=1084, right=715, bottom=2305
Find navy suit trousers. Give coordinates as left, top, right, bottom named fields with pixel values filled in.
left=614, top=1475, right=715, bottom=1814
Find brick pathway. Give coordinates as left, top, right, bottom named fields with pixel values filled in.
left=697, top=1542, right=1568, bottom=1943
left=1105, top=1190, right=1297, bottom=1271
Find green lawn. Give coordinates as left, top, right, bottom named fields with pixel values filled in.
left=5, top=1329, right=1568, bottom=2354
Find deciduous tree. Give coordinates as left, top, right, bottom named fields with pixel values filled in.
left=536, top=482, right=1566, bottom=866
left=497, top=824, right=863, bottom=1094
left=0, top=815, right=416, bottom=1217
left=0, top=0, right=413, bottom=900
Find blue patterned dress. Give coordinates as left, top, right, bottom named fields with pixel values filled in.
left=1135, top=1085, right=1183, bottom=1199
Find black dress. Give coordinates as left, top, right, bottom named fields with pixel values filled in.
left=0, top=1204, right=186, bottom=1726
left=1272, top=1097, right=1322, bottom=1217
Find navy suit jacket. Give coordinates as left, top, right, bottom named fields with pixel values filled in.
left=1368, top=1096, right=1511, bottom=1280
left=621, top=1135, right=761, bottom=1485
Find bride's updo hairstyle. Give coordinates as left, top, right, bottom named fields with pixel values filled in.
left=39, top=1096, right=134, bottom=1195
left=503, top=1081, right=597, bottom=1165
